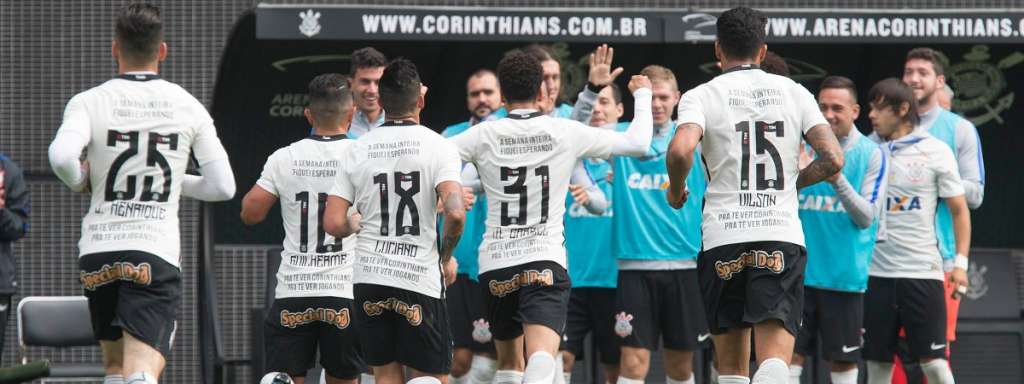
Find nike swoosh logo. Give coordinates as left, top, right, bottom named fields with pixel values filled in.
left=931, top=343, right=946, bottom=350
left=841, top=345, right=860, bottom=353
left=698, top=333, right=711, bottom=342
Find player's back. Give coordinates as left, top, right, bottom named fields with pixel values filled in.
left=72, top=76, right=219, bottom=267
left=680, top=67, right=826, bottom=249
left=341, top=122, right=460, bottom=298
left=264, top=137, right=357, bottom=299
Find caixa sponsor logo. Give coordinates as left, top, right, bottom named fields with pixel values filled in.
left=887, top=196, right=922, bottom=211
left=798, top=194, right=846, bottom=213
left=627, top=173, right=669, bottom=190
left=567, top=201, right=612, bottom=218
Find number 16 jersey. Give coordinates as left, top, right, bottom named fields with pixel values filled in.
left=676, top=67, right=828, bottom=250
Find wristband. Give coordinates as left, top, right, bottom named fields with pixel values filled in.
left=585, top=81, right=602, bottom=93
left=954, top=253, right=969, bottom=271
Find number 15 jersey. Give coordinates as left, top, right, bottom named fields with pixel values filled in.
left=677, top=67, right=828, bottom=250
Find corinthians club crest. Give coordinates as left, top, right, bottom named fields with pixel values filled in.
left=298, top=9, right=321, bottom=38
left=965, top=261, right=989, bottom=300
left=945, top=45, right=1023, bottom=127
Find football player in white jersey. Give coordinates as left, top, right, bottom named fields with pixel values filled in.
left=666, top=7, right=843, bottom=384
left=861, top=79, right=969, bottom=384
left=240, top=74, right=366, bottom=384
left=449, top=49, right=654, bottom=384
left=47, top=4, right=236, bottom=384
left=323, top=58, right=465, bottom=384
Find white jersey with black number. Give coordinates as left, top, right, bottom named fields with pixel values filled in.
left=871, top=132, right=964, bottom=281
left=677, top=67, right=828, bottom=250
left=331, top=122, right=462, bottom=299
left=56, top=74, right=229, bottom=268
left=449, top=110, right=623, bottom=274
left=257, top=135, right=358, bottom=299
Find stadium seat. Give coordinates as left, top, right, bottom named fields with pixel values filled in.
left=17, top=296, right=105, bottom=382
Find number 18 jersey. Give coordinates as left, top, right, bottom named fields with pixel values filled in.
left=57, top=76, right=230, bottom=268
left=676, top=67, right=828, bottom=250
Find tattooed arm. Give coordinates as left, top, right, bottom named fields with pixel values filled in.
left=437, top=180, right=466, bottom=263
left=797, top=124, right=845, bottom=190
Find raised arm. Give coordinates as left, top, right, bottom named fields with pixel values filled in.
left=607, top=76, right=653, bottom=157
left=797, top=125, right=844, bottom=189
left=570, top=44, right=624, bottom=124
left=665, top=123, right=702, bottom=209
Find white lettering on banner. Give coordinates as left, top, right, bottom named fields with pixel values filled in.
left=362, top=13, right=648, bottom=38
left=765, top=16, right=1024, bottom=39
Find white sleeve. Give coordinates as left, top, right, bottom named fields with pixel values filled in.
left=676, top=87, right=706, bottom=136
left=795, top=84, right=829, bottom=135
left=182, top=158, right=235, bottom=201
left=953, top=118, right=985, bottom=208
left=569, top=86, right=598, bottom=124
left=435, top=140, right=463, bottom=188
left=448, top=125, right=480, bottom=163
left=833, top=147, right=886, bottom=229
left=461, top=163, right=483, bottom=194
left=575, top=88, right=653, bottom=158
left=569, top=160, right=607, bottom=215
left=190, top=102, right=230, bottom=166
left=49, top=94, right=92, bottom=192
left=935, top=145, right=966, bottom=198
left=254, top=150, right=281, bottom=197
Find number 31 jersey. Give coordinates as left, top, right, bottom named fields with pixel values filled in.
left=449, top=110, right=623, bottom=275
left=257, top=136, right=357, bottom=299
left=677, top=67, right=828, bottom=250
left=57, top=76, right=229, bottom=268
left=331, top=122, right=462, bottom=299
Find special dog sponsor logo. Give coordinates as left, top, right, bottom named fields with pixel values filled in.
left=487, top=269, right=554, bottom=298
left=715, top=250, right=785, bottom=280
left=280, top=307, right=351, bottom=329
left=80, top=262, right=152, bottom=290
left=362, top=298, right=423, bottom=326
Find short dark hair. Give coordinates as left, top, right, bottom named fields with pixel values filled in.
left=604, top=83, right=622, bottom=105
left=307, top=73, right=353, bottom=125
left=522, top=44, right=555, bottom=63
left=868, top=78, right=919, bottom=126
left=350, top=47, right=387, bottom=74
left=906, top=47, right=945, bottom=76
left=378, top=58, right=421, bottom=116
left=497, top=50, right=543, bottom=104
left=761, top=51, right=790, bottom=77
left=115, top=3, right=163, bottom=64
left=820, top=75, right=858, bottom=101
left=716, top=7, right=767, bottom=61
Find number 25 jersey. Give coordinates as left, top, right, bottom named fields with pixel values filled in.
left=57, top=76, right=229, bottom=268
left=677, top=67, right=828, bottom=250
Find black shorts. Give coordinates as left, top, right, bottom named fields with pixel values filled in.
left=353, top=283, right=452, bottom=374
left=794, top=287, right=864, bottom=363
left=79, top=250, right=181, bottom=357
left=264, top=296, right=365, bottom=379
left=615, top=269, right=709, bottom=351
left=561, top=287, right=620, bottom=365
left=478, top=261, right=571, bottom=341
left=863, top=277, right=947, bottom=362
left=447, top=273, right=496, bottom=353
left=699, top=241, right=806, bottom=336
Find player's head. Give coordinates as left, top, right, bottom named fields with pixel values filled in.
left=497, top=49, right=545, bottom=106
left=714, top=7, right=768, bottom=66
left=523, top=44, right=560, bottom=113
left=378, top=58, right=423, bottom=119
left=761, top=51, right=790, bottom=77
left=640, top=65, right=680, bottom=125
left=938, top=83, right=954, bottom=111
left=590, top=83, right=623, bottom=127
left=818, top=76, right=860, bottom=138
left=466, top=69, right=502, bottom=120
left=304, top=74, right=354, bottom=132
left=868, top=78, right=919, bottom=139
left=903, top=47, right=946, bottom=108
left=113, top=3, right=166, bottom=67
left=350, top=47, right=388, bottom=115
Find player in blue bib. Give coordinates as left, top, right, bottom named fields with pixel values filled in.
left=441, top=69, right=505, bottom=384
left=790, top=76, right=887, bottom=384
left=571, top=57, right=709, bottom=384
